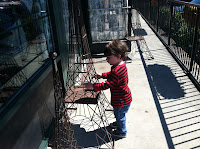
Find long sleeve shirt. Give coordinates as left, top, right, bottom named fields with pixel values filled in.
left=93, top=62, right=132, bottom=107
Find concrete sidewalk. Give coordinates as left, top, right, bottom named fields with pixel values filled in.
left=93, top=10, right=200, bottom=149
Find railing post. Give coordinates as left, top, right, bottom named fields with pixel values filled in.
left=189, top=8, right=199, bottom=71
left=147, top=0, right=150, bottom=20
left=144, top=0, right=146, bottom=17
left=128, top=7, right=132, bottom=37
left=49, top=51, right=60, bottom=148
left=168, top=2, right=173, bottom=46
left=129, top=0, right=133, bottom=8
left=156, top=0, right=159, bottom=31
left=50, top=52, right=58, bottom=73
left=149, top=0, right=151, bottom=21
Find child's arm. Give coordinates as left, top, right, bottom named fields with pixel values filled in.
left=94, top=73, right=103, bottom=79
left=94, top=71, right=111, bottom=79
left=84, top=79, right=117, bottom=91
left=93, top=72, right=118, bottom=92
left=101, top=71, right=111, bottom=79
left=84, top=71, right=116, bottom=91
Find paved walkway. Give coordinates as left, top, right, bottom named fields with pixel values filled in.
left=93, top=9, right=200, bottom=149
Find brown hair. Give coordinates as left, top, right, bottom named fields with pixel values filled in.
left=104, top=40, right=128, bottom=60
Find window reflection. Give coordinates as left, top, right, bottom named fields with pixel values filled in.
left=0, top=0, right=53, bottom=106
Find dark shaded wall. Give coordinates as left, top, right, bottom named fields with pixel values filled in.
left=0, top=0, right=73, bottom=148
left=48, top=0, right=69, bottom=91
left=0, top=65, right=55, bottom=149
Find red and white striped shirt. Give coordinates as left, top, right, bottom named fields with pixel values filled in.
left=93, top=62, right=132, bottom=107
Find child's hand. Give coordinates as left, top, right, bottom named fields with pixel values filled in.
left=83, top=82, right=94, bottom=89
left=93, top=73, right=102, bottom=79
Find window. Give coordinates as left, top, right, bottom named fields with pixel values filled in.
left=0, top=0, right=53, bottom=106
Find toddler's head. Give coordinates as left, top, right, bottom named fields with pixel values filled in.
left=104, top=40, right=128, bottom=60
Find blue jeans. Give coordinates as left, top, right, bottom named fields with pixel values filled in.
left=113, top=104, right=131, bottom=135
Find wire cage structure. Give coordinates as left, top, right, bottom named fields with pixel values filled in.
left=50, top=52, right=78, bottom=149
left=50, top=0, right=115, bottom=148
left=126, top=9, right=154, bottom=60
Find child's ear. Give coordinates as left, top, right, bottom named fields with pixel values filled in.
left=118, top=54, right=122, bottom=59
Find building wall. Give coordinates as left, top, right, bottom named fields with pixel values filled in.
left=88, top=0, right=129, bottom=42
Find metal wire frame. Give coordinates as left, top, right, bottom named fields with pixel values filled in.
left=50, top=0, right=115, bottom=148
left=65, top=0, right=115, bottom=148
left=50, top=52, right=78, bottom=149
left=126, top=9, right=154, bottom=60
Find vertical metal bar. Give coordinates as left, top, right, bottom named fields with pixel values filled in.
left=149, top=0, right=152, bottom=21
left=128, top=0, right=133, bottom=8
left=147, top=0, right=150, bottom=21
left=143, top=0, right=146, bottom=17
left=168, top=2, right=173, bottom=46
left=143, top=0, right=145, bottom=15
left=128, top=7, right=132, bottom=37
left=156, top=0, right=159, bottom=31
left=49, top=52, right=59, bottom=148
left=47, top=0, right=59, bottom=54
left=189, top=8, right=199, bottom=71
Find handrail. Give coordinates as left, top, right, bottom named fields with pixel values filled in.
left=168, top=0, right=200, bottom=8
left=88, top=6, right=131, bottom=11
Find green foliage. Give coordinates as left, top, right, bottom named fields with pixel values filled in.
left=159, top=6, right=170, bottom=32
left=150, top=6, right=158, bottom=24
left=157, top=5, right=200, bottom=64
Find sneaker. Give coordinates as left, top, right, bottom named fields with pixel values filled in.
left=109, top=122, right=118, bottom=129
left=112, top=130, right=126, bottom=138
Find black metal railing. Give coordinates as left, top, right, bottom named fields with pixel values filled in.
left=133, top=0, right=200, bottom=89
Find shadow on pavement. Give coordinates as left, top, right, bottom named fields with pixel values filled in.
left=148, top=64, right=185, bottom=99
left=71, top=124, right=113, bottom=148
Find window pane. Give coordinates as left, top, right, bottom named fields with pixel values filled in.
left=0, top=0, right=53, bottom=106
